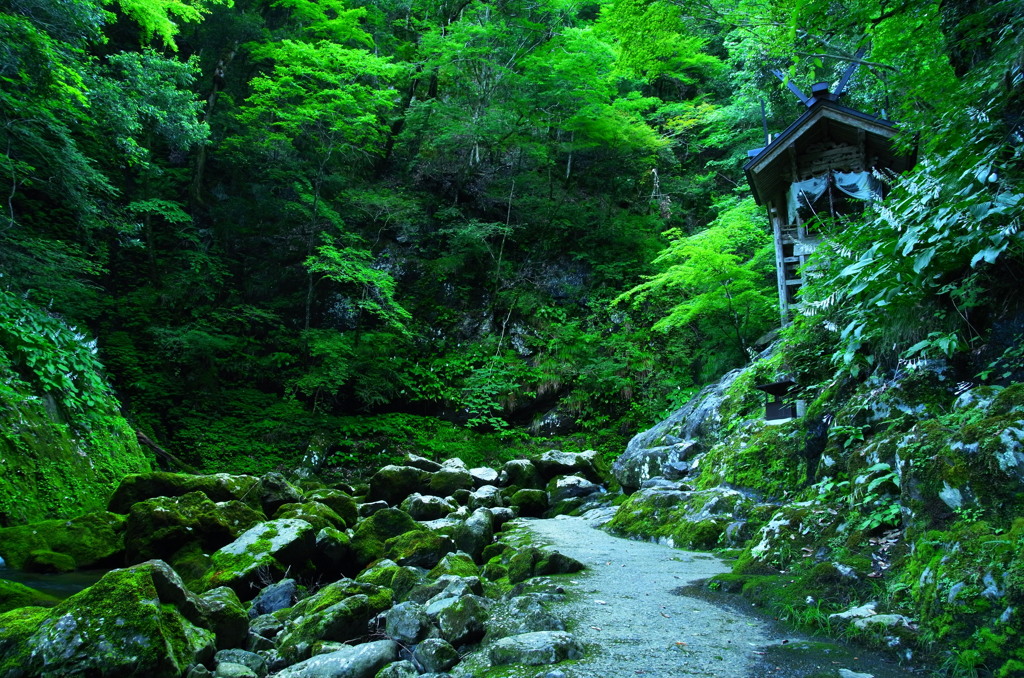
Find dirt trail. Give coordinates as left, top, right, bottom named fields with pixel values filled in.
left=522, top=513, right=775, bottom=677
left=520, top=513, right=914, bottom=678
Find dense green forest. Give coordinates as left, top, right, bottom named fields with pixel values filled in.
left=1, top=0, right=1021, bottom=476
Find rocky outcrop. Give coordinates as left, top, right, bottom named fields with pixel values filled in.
left=612, top=367, right=743, bottom=492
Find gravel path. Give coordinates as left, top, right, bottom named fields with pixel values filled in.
left=520, top=513, right=775, bottom=678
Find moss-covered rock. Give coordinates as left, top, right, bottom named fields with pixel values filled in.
left=428, top=467, right=474, bottom=496
left=367, top=466, right=429, bottom=506
left=606, top=485, right=763, bottom=550
left=0, top=579, right=59, bottom=613
left=0, top=510, right=126, bottom=570
left=400, top=493, right=459, bottom=521
left=385, top=530, right=456, bottom=569
left=125, top=491, right=265, bottom=564
left=274, top=640, right=399, bottom=678
left=0, top=560, right=217, bottom=677
left=483, top=594, right=564, bottom=642
left=488, top=630, right=582, bottom=666
left=436, top=593, right=490, bottom=646
left=535, top=450, right=601, bottom=483
left=201, top=518, right=316, bottom=599
left=198, top=586, right=248, bottom=650
left=304, top=489, right=358, bottom=528
left=354, top=558, right=425, bottom=603
left=273, top=500, right=346, bottom=532
left=315, top=525, right=358, bottom=577
left=499, top=459, right=542, bottom=489
left=509, top=489, right=548, bottom=517
left=429, top=552, right=480, bottom=579
left=351, top=507, right=423, bottom=568
left=22, top=549, right=76, bottom=574
left=506, top=546, right=583, bottom=584
left=275, top=580, right=393, bottom=663
left=109, top=472, right=263, bottom=514
left=413, top=637, right=459, bottom=673
left=257, top=472, right=302, bottom=515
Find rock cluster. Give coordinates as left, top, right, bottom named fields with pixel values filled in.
left=0, top=451, right=606, bottom=677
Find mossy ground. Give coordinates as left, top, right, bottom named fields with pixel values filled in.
left=0, top=393, right=150, bottom=525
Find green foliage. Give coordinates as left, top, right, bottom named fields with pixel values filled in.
left=0, top=289, right=117, bottom=421
left=616, top=197, right=776, bottom=372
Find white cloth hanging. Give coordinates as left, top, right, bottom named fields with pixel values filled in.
left=786, top=170, right=882, bottom=223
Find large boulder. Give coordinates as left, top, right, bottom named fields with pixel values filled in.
left=273, top=501, right=347, bottom=533
left=412, top=638, right=458, bottom=673
left=202, top=519, right=316, bottom=599
left=199, top=586, right=249, bottom=650
left=421, top=509, right=494, bottom=562
left=257, top=472, right=303, bottom=516
left=125, top=491, right=264, bottom=563
left=469, top=467, right=499, bottom=487
left=304, top=490, right=358, bottom=528
left=350, top=508, right=422, bottom=568
left=499, top=459, right=542, bottom=489
left=367, top=466, right=429, bottom=506
left=436, top=594, right=490, bottom=646
left=400, top=493, right=458, bottom=521
left=606, top=485, right=762, bottom=550
left=484, top=595, right=565, bottom=641
left=535, top=450, right=600, bottom=483
left=0, top=579, right=59, bottom=614
left=404, top=454, right=442, bottom=473
left=249, top=578, right=299, bottom=618
left=509, top=489, right=548, bottom=518
left=507, top=547, right=583, bottom=584
left=488, top=631, right=582, bottom=666
left=315, top=526, right=358, bottom=577
left=428, top=467, right=474, bottom=496
left=384, top=530, right=456, bottom=569
left=108, top=473, right=263, bottom=513
left=384, top=601, right=435, bottom=644
left=275, top=580, right=393, bottom=663
left=0, top=560, right=217, bottom=677
left=547, top=476, right=602, bottom=504
left=611, top=369, right=742, bottom=492
left=0, top=510, right=126, bottom=570
left=468, top=485, right=503, bottom=510
left=273, top=639, right=399, bottom=678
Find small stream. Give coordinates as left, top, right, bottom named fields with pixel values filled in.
left=0, top=564, right=106, bottom=600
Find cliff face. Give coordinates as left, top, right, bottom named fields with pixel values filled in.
left=610, top=350, right=1024, bottom=674
left=0, top=291, right=150, bottom=526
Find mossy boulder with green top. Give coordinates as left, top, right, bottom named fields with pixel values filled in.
left=0, top=560, right=218, bottom=677
left=108, top=472, right=263, bottom=514
left=275, top=579, right=393, bottom=663
left=201, top=518, right=316, bottom=599
left=304, top=489, right=358, bottom=527
left=0, top=579, right=60, bottom=613
left=0, top=510, right=126, bottom=570
left=125, top=491, right=265, bottom=564
left=350, top=508, right=423, bottom=568
left=273, top=500, right=347, bottom=532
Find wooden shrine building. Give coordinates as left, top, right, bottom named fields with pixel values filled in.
left=744, top=83, right=917, bottom=323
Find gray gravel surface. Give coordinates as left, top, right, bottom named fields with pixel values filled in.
left=521, top=513, right=774, bottom=677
